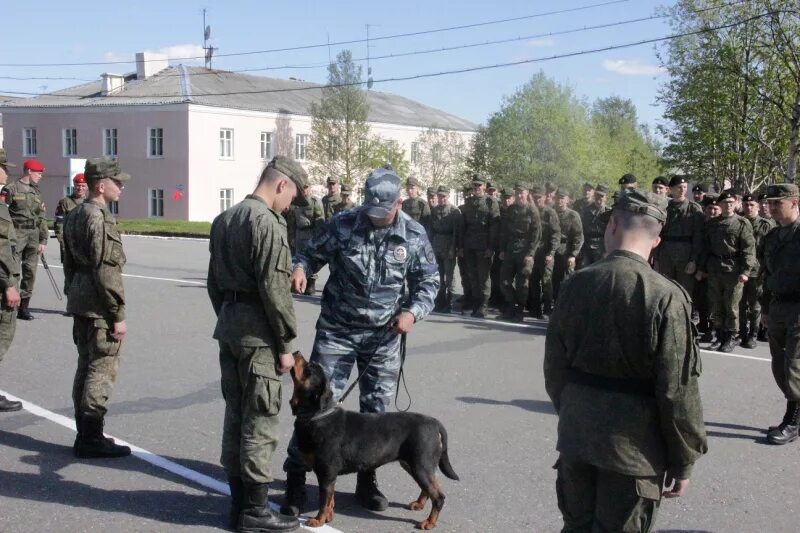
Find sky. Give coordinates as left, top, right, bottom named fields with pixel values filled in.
left=0, top=0, right=674, bottom=132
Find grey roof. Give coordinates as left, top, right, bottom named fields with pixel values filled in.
left=0, top=66, right=477, bottom=131
left=0, top=95, right=22, bottom=126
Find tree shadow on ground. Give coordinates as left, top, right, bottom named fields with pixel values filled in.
left=456, top=396, right=555, bottom=415
left=704, top=421, right=770, bottom=443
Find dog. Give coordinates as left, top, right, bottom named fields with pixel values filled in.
left=289, top=352, right=459, bottom=530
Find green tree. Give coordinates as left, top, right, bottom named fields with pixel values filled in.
left=364, top=138, right=410, bottom=179
left=411, top=127, right=468, bottom=189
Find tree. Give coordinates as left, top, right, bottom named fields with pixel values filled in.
left=411, top=127, right=468, bottom=189
left=364, top=137, right=410, bottom=179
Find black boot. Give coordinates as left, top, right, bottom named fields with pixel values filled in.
left=239, top=483, right=299, bottom=532
left=497, top=302, right=514, bottom=320
left=709, top=330, right=724, bottom=351
left=470, top=302, right=487, bottom=319
left=74, top=415, right=131, bottom=458
left=741, top=335, right=757, bottom=349
left=768, top=401, right=797, bottom=431
left=17, top=298, right=33, bottom=320
left=355, top=470, right=388, bottom=512
left=73, top=413, right=83, bottom=453
left=757, top=324, right=768, bottom=342
left=439, top=291, right=452, bottom=314
left=718, top=332, right=737, bottom=353
left=698, top=329, right=714, bottom=344
left=512, top=304, right=525, bottom=323
left=0, top=395, right=22, bottom=412
left=228, top=476, right=244, bottom=530
left=303, top=277, right=316, bottom=296
left=279, top=470, right=307, bottom=517
left=767, top=402, right=800, bottom=445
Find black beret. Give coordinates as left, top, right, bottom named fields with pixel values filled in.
left=652, top=176, right=669, bottom=186
left=692, top=183, right=708, bottom=193
left=618, top=173, right=637, bottom=185
left=668, top=175, right=687, bottom=187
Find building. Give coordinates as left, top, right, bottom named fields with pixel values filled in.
left=0, top=53, right=476, bottom=221
left=0, top=95, right=23, bottom=147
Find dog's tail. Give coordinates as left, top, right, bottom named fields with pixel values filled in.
left=437, top=423, right=459, bottom=481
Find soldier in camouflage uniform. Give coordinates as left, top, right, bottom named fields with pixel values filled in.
left=553, top=189, right=584, bottom=303
left=529, top=184, right=561, bottom=318
left=456, top=184, right=473, bottom=308
left=6, top=159, right=48, bottom=321
left=402, top=176, right=431, bottom=232
left=282, top=167, right=439, bottom=516
left=0, top=149, right=22, bottom=413
left=738, top=193, right=775, bottom=349
left=757, top=192, right=773, bottom=342
left=697, top=190, right=756, bottom=353
left=692, top=183, right=707, bottom=204
left=321, top=176, right=341, bottom=221
left=63, top=157, right=132, bottom=460
left=694, top=195, right=720, bottom=343
left=286, top=184, right=324, bottom=295
left=618, top=173, right=638, bottom=191
left=651, top=176, right=669, bottom=197
left=545, top=189, right=707, bottom=532
left=572, top=182, right=594, bottom=214
left=430, top=185, right=461, bottom=313
left=54, top=173, right=88, bottom=263
left=333, top=184, right=356, bottom=215
left=579, top=184, right=610, bottom=267
left=459, top=175, right=500, bottom=318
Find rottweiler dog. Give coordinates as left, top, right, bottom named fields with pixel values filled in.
left=289, top=352, right=459, bottom=530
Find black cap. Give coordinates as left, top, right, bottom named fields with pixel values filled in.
left=668, top=175, right=687, bottom=187
left=717, top=190, right=736, bottom=202
left=652, top=176, right=669, bottom=187
left=618, top=173, right=637, bottom=185
left=702, top=194, right=719, bottom=207
left=595, top=184, right=610, bottom=195
left=692, top=183, right=708, bottom=193
left=741, top=193, right=756, bottom=202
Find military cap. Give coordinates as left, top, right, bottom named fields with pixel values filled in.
left=701, top=194, right=719, bottom=207
left=363, top=166, right=401, bottom=218
left=717, top=190, right=736, bottom=202
left=613, top=189, right=668, bottom=223
left=267, top=155, right=309, bottom=206
left=530, top=184, right=545, bottom=196
left=692, top=183, right=708, bottom=193
left=23, top=159, right=45, bottom=172
left=471, top=174, right=486, bottom=185
left=555, top=188, right=570, bottom=198
left=618, top=173, right=637, bottom=185
left=326, top=176, right=339, bottom=185
left=486, top=181, right=497, bottom=191
left=426, top=187, right=436, bottom=197
left=741, top=193, right=757, bottom=203
left=514, top=182, right=528, bottom=191
left=501, top=188, right=513, bottom=198
left=406, top=176, right=422, bottom=188
left=652, top=176, right=669, bottom=187
left=84, top=157, right=130, bottom=184
left=0, top=148, right=16, bottom=169
left=436, top=185, right=449, bottom=195
left=582, top=181, right=594, bottom=191
left=668, top=175, right=687, bottom=187
left=764, top=183, right=800, bottom=200
left=341, top=185, right=352, bottom=194
left=595, top=184, right=610, bottom=195
left=545, top=181, right=557, bottom=193
left=73, top=173, right=86, bottom=184
left=462, top=183, right=473, bottom=194
left=757, top=193, right=768, bottom=202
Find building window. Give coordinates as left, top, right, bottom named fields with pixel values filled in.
left=103, top=128, right=118, bottom=157
left=411, top=142, right=419, bottom=165
left=220, top=188, right=234, bottom=212
left=149, top=128, right=164, bottom=157
left=63, top=128, right=78, bottom=157
left=64, top=185, right=74, bottom=197
left=295, top=134, right=308, bottom=161
left=23, top=128, right=37, bottom=157
left=358, top=139, right=368, bottom=164
left=260, top=132, right=272, bottom=161
left=149, top=188, right=164, bottom=217
left=220, top=128, right=234, bottom=159
left=386, top=140, right=399, bottom=151
left=108, top=200, right=119, bottom=216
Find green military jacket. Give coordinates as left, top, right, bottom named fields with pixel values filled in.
left=760, top=218, right=800, bottom=314
left=580, top=203, right=610, bottom=252
left=657, top=199, right=704, bottom=264
left=537, top=205, right=561, bottom=257
left=322, top=192, right=341, bottom=221
left=699, top=214, right=756, bottom=276
left=500, top=202, right=541, bottom=258
left=286, top=196, right=323, bottom=254
left=572, top=197, right=590, bottom=215
left=207, top=194, right=297, bottom=354
left=745, top=215, right=775, bottom=277
left=63, top=200, right=126, bottom=323
left=54, top=195, right=84, bottom=244
left=0, top=202, right=20, bottom=294
left=402, top=197, right=431, bottom=225
left=544, top=250, right=707, bottom=479
left=430, top=203, right=461, bottom=256
left=556, top=207, right=584, bottom=258
left=6, top=179, right=48, bottom=245
left=332, top=198, right=355, bottom=216
left=460, top=193, right=501, bottom=251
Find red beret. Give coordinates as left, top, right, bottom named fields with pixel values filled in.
left=23, top=159, right=45, bottom=172
left=73, top=173, right=86, bottom=184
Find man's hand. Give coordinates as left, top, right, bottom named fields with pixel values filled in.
left=37, top=244, right=46, bottom=255
left=685, top=261, right=697, bottom=275
left=524, top=255, right=534, bottom=267
left=4, top=287, right=20, bottom=309
left=111, top=320, right=127, bottom=341
left=278, top=353, right=294, bottom=374
left=290, top=267, right=307, bottom=294
left=739, top=274, right=749, bottom=284
left=392, top=311, right=415, bottom=334
left=663, top=477, right=690, bottom=498
left=567, top=256, right=576, bottom=269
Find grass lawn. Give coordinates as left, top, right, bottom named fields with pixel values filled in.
left=115, top=219, right=211, bottom=238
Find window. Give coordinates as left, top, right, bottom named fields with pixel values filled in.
left=260, top=132, right=272, bottom=160
left=358, top=139, right=368, bottom=164
left=149, top=188, right=164, bottom=217
left=103, top=128, right=118, bottom=157
left=148, top=128, right=164, bottom=157
left=64, top=185, right=73, bottom=197
left=63, top=128, right=78, bottom=156
left=23, top=128, right=37, bottom=157
left=410, top=142, right=419, bottom=165
left=220, top=188, right=234, bottom=212
left=108, top=201, right=119, bottom=216
left=295, top=134, right=308, bottom=160
left=220, top=128, right=234, bottom=159
left=386, top=140, right=399, bottom=152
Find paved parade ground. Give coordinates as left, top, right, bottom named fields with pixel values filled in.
left=1, top=236, right=799, bottom=532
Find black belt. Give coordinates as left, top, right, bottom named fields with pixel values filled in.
left=773, top=293, right=800, bottom=304
left=223, top=291, right=261, bottom=304
left=566, top=368, right=654, bottom=397
left=14, top=220, right=37, bottom=230
left=712, top=253, right=733, bottom=261
left=661, top=236, right=692, bottom=243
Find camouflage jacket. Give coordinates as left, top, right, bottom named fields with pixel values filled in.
left=322, top=193, right=342, bottom=221
left=286, top=196, right=324, bottom=254
left=544, top=250, right=707, bottom=479
left=556, top=207, right=584, bottom=257
left=572, top=197, right=591, bottom=215
left=294, top=207, right=439, bottom=330
left=0, top=202, right=19, bottom=296
left=499, top=203, right=541, bottom=258
left=745, top=215, right=775, bottom=277
left=460, top=193, right=501, bottom=251
left=332, top=198, right=355, bottom=216
left=537, top=205, right=561, bottom=257
left=580, top=204, right=610, bottom=252
left=656, top=199, right=704, bottom=264
left=430, top=203, right=461, bottom=255
left=63, top=200, right=126, bottom=323
left=699, top=214, right=756, bottom=276
left=207, top=194, right=297, bottom=353
left=6, top=179, right=48, bottom=244
left=760, top=219, right=800, bottom=314
left=54, top=195, right=84, bottom=244
left=402, top=197, right=431, bottom=225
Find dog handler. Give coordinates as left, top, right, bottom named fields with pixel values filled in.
left=282, top=166, right=439, bottom=516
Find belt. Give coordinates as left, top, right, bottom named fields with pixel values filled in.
left=773, top=293, right=800, bottom=304
left=661, top=236, right=692, bottom=243
left=14, top=220, right=36, bottom=230
left=566, top=368, right=654, bottom=397
left=712, top=253, right=733, bottom=261
left=223, top=291, right=261, bottom=304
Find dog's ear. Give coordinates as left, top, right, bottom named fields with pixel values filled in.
left=317, top=386, right=334, bottom=409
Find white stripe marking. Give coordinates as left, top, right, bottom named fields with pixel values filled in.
left=699, top=349, right=770, bottom=362
left=41, top=264, right=206, bottom=286
left=0, top=388, right=341, bottom=532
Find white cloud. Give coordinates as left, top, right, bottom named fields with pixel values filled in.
left=526, top=37, right=555, bottom=48
left=103, top=51, right=129, bottom=64
left=602, top=59, right=667, bottom=76
left=149, top=44, right=205, bottom=63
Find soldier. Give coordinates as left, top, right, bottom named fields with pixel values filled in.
left=571, top=182, right=594, bottom=214
left=692, top=183, right=707, bottom=204
left=285, top=184, right=324, bottom=295
left=694, top=195, right=720, bottom=343
left=738, top=193, right=775, bottom=349
left=618, top=173, right=638, bottom=191
left=0, top=149, right=22, bottom=413
left=654, top=175, right=704, bottom=294
left=498, top=184, right=541, bottom=322
left=760, top=184, right=800, bottom=445
left=553, top=189, right=584, bottom=303
left=578, top=184, right=610, bottom=267
left=54, top=173, right=88, bottom=263
left=529, top=184, right=561, bottom=319
left=455, top=184, right=474, bottom=310
left=430, top=185, right=461, bottom=313
left=426, top=187, right=438, bottom=211
left=486, top=181, right=499, bottom=201
left=282, top=167, right=438, bottom=516
left=697, top=190, right=756, bottom=353
left=757, top=192, right=773, bottom=343
left=402, top=176, right=431, bottom=226
left=544, top=189, right=707, bottom=532
left=488, top=184, right=505, bottom=310
left=332, top=184, right=356, bottom=215
left=652, top=176, right=669, bottom=197
left=759, top=192, right=772, bottom=221
left=6, top=159, right=48, bottom=321
left=545, top=181, right=558, bottom=208
left=63, top=157, right=131, bottom=459
left=321, top=176, right=341, bottom=221
left=459, top=175, right=500, bottom=318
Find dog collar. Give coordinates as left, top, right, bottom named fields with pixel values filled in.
left=298, top=406, right=341, bottom=422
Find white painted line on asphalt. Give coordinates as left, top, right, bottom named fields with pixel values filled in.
left=41, top=264, right=206, bottom=286
left=699, top=349, right=770, bottom=362
left=0, top=388, right=341, bottom=533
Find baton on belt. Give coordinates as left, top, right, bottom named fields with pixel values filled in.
left=40, top=254, right=63, bottom=301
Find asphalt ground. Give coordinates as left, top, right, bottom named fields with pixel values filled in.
left=0, top=235, right=798, bottom=533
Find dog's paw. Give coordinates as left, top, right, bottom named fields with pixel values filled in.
left=307, top=518, right=324, bottom=528
left=407, top=501, right=425, bottom=511
left=418, top=519, right=436, bottom=530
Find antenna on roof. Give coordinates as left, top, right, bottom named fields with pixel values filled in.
left=365, top=24, right=374, bottom=90
left=202, top=8, right=217, bottom=69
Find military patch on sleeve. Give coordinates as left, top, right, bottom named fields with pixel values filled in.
left=425, top=243, right=435, bottom=263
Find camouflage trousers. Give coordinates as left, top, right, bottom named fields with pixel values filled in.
left=489, top=254, right=504, bottom=305
left=768, top=301, right=800, bottom=402
left=529, top=250, right=554, bottom=313
left=692, top=276, right=712, bottom=333
left=71, top=316, right=122, bottom=418
left=14, top=228, right=40, bottom=299
left=500, top=255, right=533, bottom=307
left=457, top=255, right=472, bottom=301
left=434, top=250, right=456, bottom=297
left=555, top=455, right=662, bottom=533
left=463, top=249, right=492, bottom=307
left=0, top=307, right=17, bottom=362
left=708, top=272, right=744, bottom=333
left=552, top=253, right=576, bottom=303
left=739, top=277, right=763, bottom=337
left=219, top=341, right=283, bottom=484
left=578, top=245, right=603, bottom=269
left=656, top=245, right=695, bottom=294
left=285, top=325, right=402, bottom=473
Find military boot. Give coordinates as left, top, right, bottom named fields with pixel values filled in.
left=768, top=401, right=797, bottom=432
left=718, top=332, right=737, bottom=353
left=709, top=330, right=724, bottom=351
left=439, top=291, right=452, bottom=314
left=740, top=335, right=757, bottom=349
left=239, top=483, right=299, bottom=532
left=767, top=402, right=800, bottom=445
left=0, top=395, right=22, bottom=412
left=698, top=328, right=714, bottom=344
left=17, top=298, right=33, bottom=321
left=470, top=303, right=487, bottom=319
left=303, top=277, right=316, bottom=296
left=757, top=324, right=769, bottom=342
left=355, top=470, right=388, bottom=511
left=512, top=304, right=525, bottom=323
left=279, top=470, right=307, bottom=517
left=74, top=416, right=131, bottom=458
left=72, top=413, right=83, bottom=453
left=228, top=476, right=244, bottom=530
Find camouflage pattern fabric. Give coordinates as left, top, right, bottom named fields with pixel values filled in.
left=530, top=205, right=560, bottom=314
left=321, top=192, right=341, bottom=221
left=499, top=203, right=541, bottom=307
left=0, top=201, right=18, bottom=360
left=402, top=196, right=431, bottom=233
left=739, top=215, right=776, bottom=337
left=578, top=204, right=609, bottom=267
left=54, top=195, right=84, bottom=263
left=6, top=180, right=48, bottom=299
left=430, top=203, right=461, bottom=298
left=71, top=315, right=122, bottom=418
left=553, top=207, right=583, bottom=302
left=655, top=199, right=704, bottom=293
